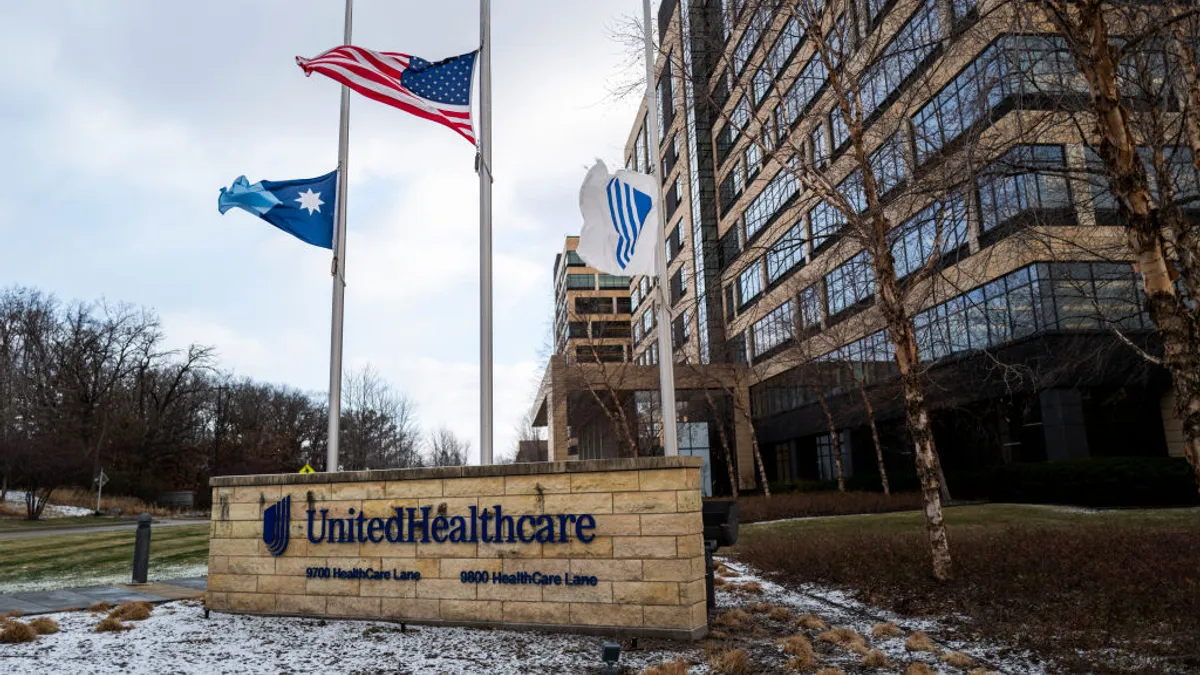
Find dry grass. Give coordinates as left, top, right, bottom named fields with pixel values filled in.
left=0, top=620, right=38, bottom=643
left=716, top=563, right=740, bottom=577
left=108, top=601, right=152, bottom=621
left=768, top=606, right=794, bottom=622
left=815, top=669, right=847, bottom=675
left=639, top=659, right=690, bottom=675
left=88, top=602, right=112, bottom=613
left=905, top=664, right=936, bottom=675
left=713, top=609, right=752, bottom=631
left=904, top=631, right=939, bottom=653
left=713, top=575, right=727, bottom=587
left=735, top=506, right=1200, bottom=673
left=0, top=503, right=25, bottom=517
left=778, top=634, right=815, bottom=669
left=862, top=649, right=890, bottom=668
left=872, top=621, right=903, bottom=638
left=729, top=581, right=763, bottom=595
left=28, top=617, right=59, bottom=635
left=708, top=648, right=750, bottom=675
left=95, top=616, right=133, bottom=632
left=818, top=627, right=869, bottom=654
left=708, top=630, right=729, bottom=640
left=942, top=651, right=976, bottom=668
left=48, top=487, right=182, bottom=517
left=795, top=613, right=828, bottom=631
left=747, top=601, right=773, bottom=614
left=5, top=610, right=24, bottom=618
left=967, top=669, right=1000, bottom=675
left=738, top=491, right=923, bottom=524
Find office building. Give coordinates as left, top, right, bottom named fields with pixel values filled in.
left=552, top=236, right=635, bottom=364
left=617, top=0, right=1190, bottom=489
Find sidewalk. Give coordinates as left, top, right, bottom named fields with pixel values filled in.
left=0, top=577, right=206, bottom=616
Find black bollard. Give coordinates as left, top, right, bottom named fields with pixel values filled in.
left=132, top=513, right=152, bottom=584
left=704, top=540, right=716, bottom=615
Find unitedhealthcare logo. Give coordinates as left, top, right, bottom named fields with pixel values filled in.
left=603, top=175, right=652, bottom=271
left=262, top=495, right=291, bottom=557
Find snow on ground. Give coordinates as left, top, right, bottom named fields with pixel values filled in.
left=0, top=563, right=209, bottom=595
left=0, top=600, right=695, bottom=675
left=708, top=557, right=1052, bottom=674
left=3, top=491, right=94, bottom=518
left=0, top=557, right=1056, bottom=674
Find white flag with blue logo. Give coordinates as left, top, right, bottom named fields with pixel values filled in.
left=576, top=159, right=660, bottom=277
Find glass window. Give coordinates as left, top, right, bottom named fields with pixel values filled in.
left=809, top=200, right=844, bottom=249
left=598, top=274, right=632, bottom=289
left=977, top=145, right=1070, bottom=231
left=566, top=251, right=586, bottom=266
left=912, top=261, right=1148, bottom=361
left=825, top=251, right=875, bottom=315
left=889, top=195, right=969, bottom=279
left=738, top=260, right=763, bottom=305
left=768, top=17, right=804, bottom=77
left=913, top=35, right=1083, bottom=163
left=845, top=0, right=940, bottom=147
left=752, top=300, right=795, bottom=358
left=745, top=143, right=762, bottom=180
left=567, top=274, right=595, bottom=290
left=798, top=284, right=822, bottom=330
left=744, top=169, right=800, bottom=240
left=766, top=219, right=807, bottom=283
left=870, top=132, right=908, bottom=197
left=783, top=54, right=829, bottom=126
left=810, top=123, right=828, bottom=168
left=752, top=66, right=771, bottom=107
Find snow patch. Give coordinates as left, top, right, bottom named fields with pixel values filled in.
left=4, top=490, right=95, bottom=518
left=0, top=600, right=696, bottom=674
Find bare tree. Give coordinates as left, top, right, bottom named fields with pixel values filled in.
left=427, top=427, right=469, bottom=467
left=1029, top=0, right=1200, bottom=493
left=341, top=363, right=421, bottom=470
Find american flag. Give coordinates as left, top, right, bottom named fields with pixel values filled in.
left=296, top=45, right=478, bottom=145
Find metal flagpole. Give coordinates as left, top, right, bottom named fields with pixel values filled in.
left=478, top=0, right=494, bottom=465
left=327, top=0, right=353, bottom=473
left=643, top=0, right=679, bottom=457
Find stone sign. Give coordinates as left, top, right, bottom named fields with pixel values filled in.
left=207, top=456, right=708, bottom=639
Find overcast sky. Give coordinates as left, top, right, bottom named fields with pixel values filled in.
left=0, top=1, right=646, bottom=464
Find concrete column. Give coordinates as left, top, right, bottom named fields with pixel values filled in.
left=733, top=381, right=757, bottom=490
left=547, top=387, right=569, bottom=461
left=1040, top=388, right=1090, bottom=461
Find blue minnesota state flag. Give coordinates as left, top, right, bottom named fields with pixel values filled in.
left=218, top=170, right=338, bottom=249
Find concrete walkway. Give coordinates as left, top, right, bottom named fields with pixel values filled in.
left=0, top=518, right=206, bottom=541
left=0, top=577, right=206, bottom=616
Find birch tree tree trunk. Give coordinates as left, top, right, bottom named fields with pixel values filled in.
left=854, top=374, right=890, bottom=495
left=815, top=389, right=846, bottom=492
left=1040, top=0, right=1200, bottom=495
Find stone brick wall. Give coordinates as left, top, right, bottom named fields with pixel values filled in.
left=207, top=457, right=708, bottom=640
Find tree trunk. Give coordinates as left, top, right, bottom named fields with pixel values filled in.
left=855, top=376, right=890, bottom=495
left=815, top=390, right=846, bottom=493
left=750, top=433, right=771, bottom=498
left=1050, top=0, right=1200, bottom=496
left=699, top=386, right=739, bottom=498
left=876, top=259, right=952, bottom=581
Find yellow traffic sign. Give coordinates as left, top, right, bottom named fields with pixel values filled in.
left=298, top=464, right=315, bottom=474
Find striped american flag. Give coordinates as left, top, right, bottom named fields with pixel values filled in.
left=296, top=45, right=478, bottom=145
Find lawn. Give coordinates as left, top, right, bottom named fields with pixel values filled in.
left=732, top=503, right=1200, bottom=674
left=0, top=524, right=209, bottom=593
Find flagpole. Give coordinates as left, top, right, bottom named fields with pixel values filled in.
left=643, top=0, right=678, bottom=458
left=327, top=0, right=353, bottom=473
left=478, top=0, right=494, bottom=465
